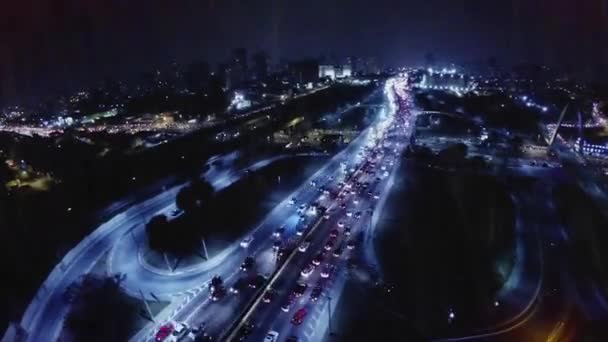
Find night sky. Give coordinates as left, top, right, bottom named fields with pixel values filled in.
left=1, top=0, right=607, bottom=102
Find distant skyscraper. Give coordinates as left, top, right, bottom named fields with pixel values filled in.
left=233, top=48, right=248, bottom=73
left=319, top=65, right=336, bottom=80
left=253, top=51, right=269, bottom=81
left=229, top=48, right=248, bottom=87
left=185, top=61, right=210, bottom=91
left=288, top=59, right=319, bottom=83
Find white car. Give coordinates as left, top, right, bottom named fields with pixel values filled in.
left=240, top=236, right=254, bottom=248
left=321, top=265, right=333, bottom=278
left=353, top=198, right=359, bottom=205
left=297, top=204, right=307, bottom=214
left=337, top=221, right=345, bottom=228
left=298, top=242, right=310, bottom=252
left=264, top=331, right=280, bottom=342
left=301, top=264, right=315, bottom=277
left=346, top=211, right=353, bottom=217
left=169, top=322, right=189, bottom=342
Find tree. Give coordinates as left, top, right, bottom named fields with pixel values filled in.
left=176, top=179, right=214, bottom=214
left=146, top=214, right=169, bottom=251
left=437, top=143, right=468, bottom=165
left=64, top=275, right=138, bottom=342
left=176, top=186, right=196, bottom=213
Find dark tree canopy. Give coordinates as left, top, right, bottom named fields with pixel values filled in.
left=145, top=178, right=215, bottom=255
left=146, top=214, right=169, bottom=251
left=64, top=275, right=137, bottom=342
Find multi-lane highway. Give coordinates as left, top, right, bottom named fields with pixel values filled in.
left=134, top=77, right=414, bottom=342
left=17, top=150, right=323, bottom=342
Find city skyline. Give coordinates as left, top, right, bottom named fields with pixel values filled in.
left=2, top=0, right=607, bottom=103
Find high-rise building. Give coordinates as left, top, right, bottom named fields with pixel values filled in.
left=253, top=51, right=269, bottom=81
left=319, top=65, right=336, bottom=80
left=185, top=61, right=210, bottom=91
left=229, top=48, right=248, bottom=87
left=233, top=48, right=248, bottom=73
left=319, top=64, right=352, bottom=80
left=288, top=59, right=319, bottom=83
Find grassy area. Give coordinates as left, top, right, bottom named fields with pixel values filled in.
left=553, top=183, right=608, bottom=293
left=332, top=160, right=515, bottom=338
left=127, top=296, right=170, bottom=339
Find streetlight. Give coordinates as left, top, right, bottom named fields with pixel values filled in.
left=448, top=309, right=455, bottom=324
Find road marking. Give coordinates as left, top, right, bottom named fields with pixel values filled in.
left=305, top=325, right=315, bottom=337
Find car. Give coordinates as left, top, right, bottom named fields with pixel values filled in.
left=332, top=245, right=343, bottom=257
left=310, top=286, right=323, bottom=302
left=344, top=227, right=352, bottom=236
left=272, top=240, right=282, bottom=251
left=347, top=240, right=356, bottom=250
left=286, top=336, right=298, bottom=342
left=291, top=308, right=308, bottom=325
left=346, top=210, right=353, bottom=217
left=262, top=290, right=275, bottom=303
left=281, top=294, right=296, bottom=312
left=288, top=198, right=297, bottom=206
left=273, top=226, right=285, bottom=238
left=155, top=322, right=174, bottom=341
left=293, top=283, right=308, bottom=297
left=236, top=322, right=254, bottom=341
left=264, top=331, right=280, bottom=342
left=248, top=274, right=266, bottom=288
left=354, top=211, right=362, bottom=219
left=301, top=264, right=315, bottom=277
left=310, top=180, right=317, bottom=187
left=194, top=334, right=213, bottom=342
left=320, top=265, right=333, bottom=278
left=296, top=225, right=307, bottom=236
left=353, top=198, right=359, bottom=204
left=230, top=278, right=248, bottom=294
left=209, top=275, right=223, bottom=291
left=312, top=252, right=325, bottom=266
left=297, top=204, right=307, bottom=214
left=298, top=241, right=310, bottom=252
left=324, top=240, right=334, bottom=251
left=277, top=247, right=290, bottom=262
left=210, top=286, right=226, bottom=301
left=373, top=193, right=380, bottom=200
left=337, top=221, right=345, bottom=228
left=323, top=213, right=330, bottom=220
left=240, top=236, right=254, bottom=248
left=240, top=257, right=255, bottom=272
left=329, top=229, right=339, bottom=238
left=172, top=322, right=190, bottom=341
left=171, top=209, right=182, bottom=217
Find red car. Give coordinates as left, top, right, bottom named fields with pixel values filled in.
left=291, top=308, right=308, bottom=325
left=155, top=323, right=174, bottom=341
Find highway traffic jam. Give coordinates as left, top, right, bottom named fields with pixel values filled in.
left=152, top=77, right=413, bottom=342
